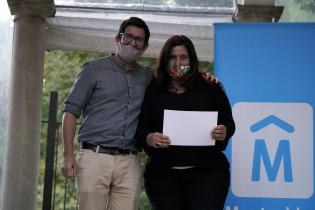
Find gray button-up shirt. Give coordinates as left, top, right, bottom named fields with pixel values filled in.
left=63, top=56, right=153, bottom=151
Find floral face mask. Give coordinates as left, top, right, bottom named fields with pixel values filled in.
left=168, top=64, right=191, bottom=80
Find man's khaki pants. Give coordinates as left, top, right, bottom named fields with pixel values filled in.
left=76, top=149, right=142, bottom=210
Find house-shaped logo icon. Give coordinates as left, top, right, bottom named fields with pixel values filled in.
left=250, top=115, right=294, bottom=133
left=231, top=102, right=313, bottom=198
left=250, top=115, right=294, bottom=183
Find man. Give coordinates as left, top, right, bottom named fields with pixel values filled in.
left=62, top=17, right=152, bottom=210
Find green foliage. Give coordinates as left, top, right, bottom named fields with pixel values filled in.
left=294, top=0, right=315, bottom=13
left=199, top=61, right=214, bottom=73
left=38, top=50, right=212, bottom=210
left=278, top=0, right=315, bottom=21
left=42, top=50, right=108, bottom=121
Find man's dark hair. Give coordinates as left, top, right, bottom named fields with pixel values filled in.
left=116, top=17, right=150, bottom=45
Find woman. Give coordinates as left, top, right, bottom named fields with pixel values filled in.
left=136, top=35, right=235, bottom=210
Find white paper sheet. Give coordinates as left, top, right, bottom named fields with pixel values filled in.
left=163, top=110, right=218, bottom=146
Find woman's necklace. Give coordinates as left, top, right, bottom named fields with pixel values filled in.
left=168, top=84, right=186, bottom=94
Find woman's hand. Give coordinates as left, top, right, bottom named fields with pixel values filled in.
left=146, top=132, right=171, bottom=148
left=211, top=125, right=227, bottom=141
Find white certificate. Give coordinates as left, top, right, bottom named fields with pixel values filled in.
left=163, top=110, right=218, bottom=146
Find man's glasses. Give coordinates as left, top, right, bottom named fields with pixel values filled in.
left=120, top=33, right=146, bottom=49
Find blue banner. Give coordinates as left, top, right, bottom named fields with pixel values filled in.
left=214, top=23, right=315, bottom=210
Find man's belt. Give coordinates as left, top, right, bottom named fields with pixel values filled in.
left=80, top=142, right=137, bottom=155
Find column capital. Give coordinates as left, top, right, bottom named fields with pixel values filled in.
left=7, top=0, right=55, bottom=18
left=233, top=4, right=284, bottom=22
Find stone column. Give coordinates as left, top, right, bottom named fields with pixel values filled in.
left=1, top=1, right=54, bottom=210
left=233, top=0, right=284, bottom=22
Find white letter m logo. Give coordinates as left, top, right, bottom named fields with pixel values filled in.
left=250, top=115, right=293, bottom=182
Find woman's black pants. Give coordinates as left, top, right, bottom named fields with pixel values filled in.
left=144, top=166, right=230, bottom=210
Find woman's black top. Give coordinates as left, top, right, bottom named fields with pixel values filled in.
left=136, top=80, right=235, bottom=170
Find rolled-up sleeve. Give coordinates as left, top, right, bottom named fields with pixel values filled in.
left=63, top=63, right=96, bottom=118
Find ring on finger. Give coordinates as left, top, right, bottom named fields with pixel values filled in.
left=155, top=142, right=161, bottom=147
